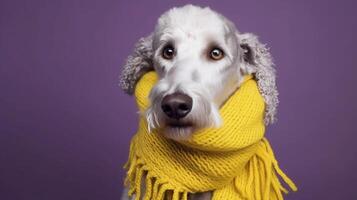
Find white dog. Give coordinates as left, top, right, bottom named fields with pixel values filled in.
left=120, top=5, right=278, bottom=200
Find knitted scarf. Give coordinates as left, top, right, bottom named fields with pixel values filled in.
left=124, top=72, right=297, bottom=200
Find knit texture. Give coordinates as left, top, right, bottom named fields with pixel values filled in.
left=124, top=72, right=297, bottom=200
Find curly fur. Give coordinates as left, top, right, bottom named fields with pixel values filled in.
left=119, top=34, right=154, bottom=94
left=239, top=33, right=278, bottom=125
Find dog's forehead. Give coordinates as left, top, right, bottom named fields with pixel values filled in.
left=157, top=5, right=228, bottom=39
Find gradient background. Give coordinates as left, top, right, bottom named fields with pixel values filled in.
left=1, top=0, right=356, bottom=199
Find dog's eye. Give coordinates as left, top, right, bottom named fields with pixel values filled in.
left=209, top=48, right=224, bottom=60
left=162, top=45, right=175, bottom=60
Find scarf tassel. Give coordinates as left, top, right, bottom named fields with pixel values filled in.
left=125, top=155, right=189, bottom=200
left=235, top=138, right=297, bottom=200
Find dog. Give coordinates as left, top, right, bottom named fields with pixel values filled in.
left=120, top=5, right=278, bottom=200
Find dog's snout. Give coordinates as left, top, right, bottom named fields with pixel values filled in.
left=161, top=93, right=193, bottom=119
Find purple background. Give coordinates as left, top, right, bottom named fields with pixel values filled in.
left=1, top=0, right=356, bottom=199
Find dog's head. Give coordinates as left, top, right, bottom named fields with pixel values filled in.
left=120, top=5, right=278, bottom=140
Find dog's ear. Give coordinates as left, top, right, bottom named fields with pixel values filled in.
left=119, top=34, right=154, bottom=95
left=237, top=33, right=278, bottom=125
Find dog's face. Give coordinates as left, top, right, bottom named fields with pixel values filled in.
left=120, top=5, right=278, bottom=141
left=146, top=6, right=245, bottom=140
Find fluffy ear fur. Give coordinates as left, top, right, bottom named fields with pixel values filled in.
left=238, top=33, right=278, bottom=125
left=119, top=34, right=154, bottom=94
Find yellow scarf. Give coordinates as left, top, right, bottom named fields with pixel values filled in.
left=124, top=72, right=297, bottom=200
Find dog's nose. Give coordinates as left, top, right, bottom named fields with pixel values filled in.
left=161, top=93, right=193, bottom=119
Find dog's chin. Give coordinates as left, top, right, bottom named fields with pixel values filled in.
left=162, top=123, right=195, bottom=141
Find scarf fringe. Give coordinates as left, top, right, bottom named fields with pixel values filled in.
left=234, top=138, right=297, bottom=200
left=124, top=137, right=189, bottom=200
left=125, top=155, right=189, bottom=200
